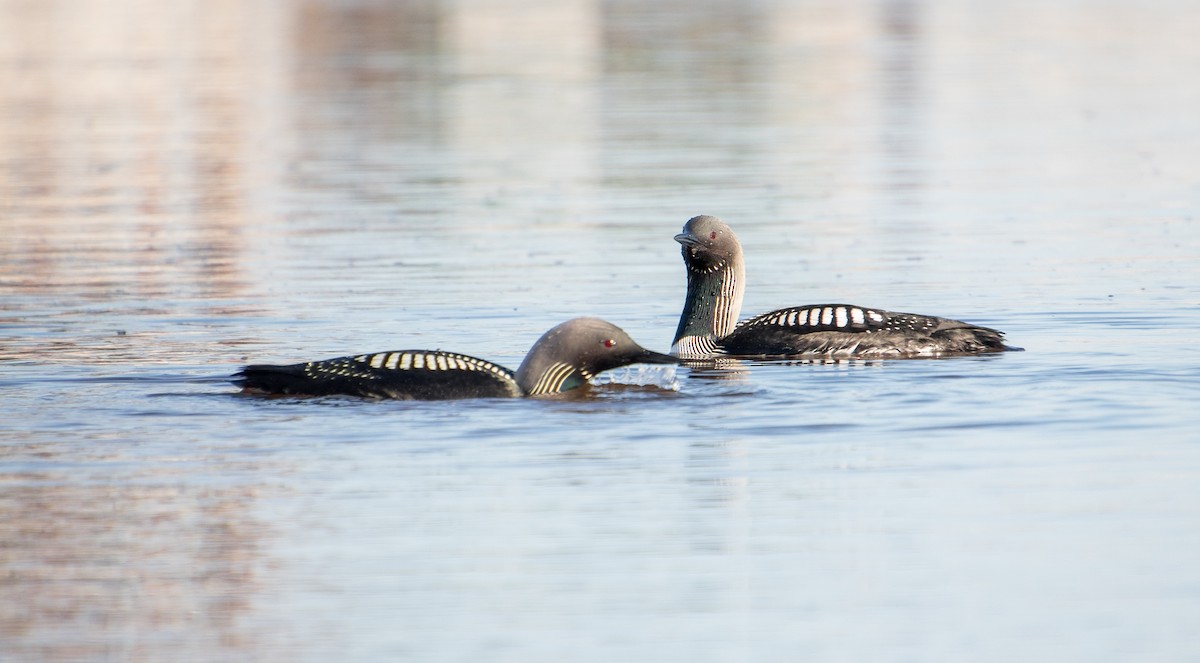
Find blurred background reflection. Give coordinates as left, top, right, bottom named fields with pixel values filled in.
left=3, top=0, right=1199, bottom=660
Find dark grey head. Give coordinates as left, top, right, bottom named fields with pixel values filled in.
left=674, top=215, right=743, bottom=274
left=672, top=216, right=747, bottom=354
left=515, top=317, right=678, bottom=396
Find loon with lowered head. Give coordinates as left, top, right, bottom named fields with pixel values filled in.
left=236, top=317, right=677, bottom=400
left=671, top=215, right=1015, bottom=359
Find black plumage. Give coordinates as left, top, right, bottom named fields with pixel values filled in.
left=236, top=317, right=676, bottom=400
left=671, top=215, right=1016, bottom=359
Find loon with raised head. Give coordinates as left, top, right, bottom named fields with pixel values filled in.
left=671, top=215, right=1015, bottom=359
left=236, top=317, right=677, bottom=400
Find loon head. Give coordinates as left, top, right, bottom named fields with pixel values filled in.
left=672, top=215, right=747, bottom=353
left=674, top=215, right=743, bottom=274
left=515, top=317, right=678, bottom=396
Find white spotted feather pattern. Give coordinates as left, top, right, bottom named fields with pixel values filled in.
left=305, top=350, right=516, bottom=383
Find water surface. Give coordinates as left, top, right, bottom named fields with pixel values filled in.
left=2, top=1, right=1199, bottom=661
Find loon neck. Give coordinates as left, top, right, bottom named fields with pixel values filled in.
left=672, top=258, right=745, bottom=354
left=515, top=359, right=589, bottom=396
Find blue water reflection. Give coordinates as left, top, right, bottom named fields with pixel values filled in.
left=2, top=0, right=1199, bottom=661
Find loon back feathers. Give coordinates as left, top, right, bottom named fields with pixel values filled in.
left=235, top=317, right=677, bottom=401
left=721, top=304, right=1009, bottom=357
left=672, top=215, right=1016, bottom=359
left=237, top=350, right=522, bottom=400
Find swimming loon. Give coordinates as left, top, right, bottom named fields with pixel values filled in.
left=236, top=317, right=677, bottom=400
left=671, top=215, right=1015, bottom=359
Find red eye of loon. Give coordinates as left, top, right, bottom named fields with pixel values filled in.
left=603, top=338, right=616, bottom=348
left=709, top=231, right=718, bottom=240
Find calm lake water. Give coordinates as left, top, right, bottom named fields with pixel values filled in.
left=2, top=0, right=1199, bottom=661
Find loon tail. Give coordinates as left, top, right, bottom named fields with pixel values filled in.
left=927, top=323, right=1021, bottom=354
left=234, top=364, right=314, bottom=395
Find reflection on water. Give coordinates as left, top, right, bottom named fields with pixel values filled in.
left=3, top=0, right=1200, bottom=660
left=0, top=435, right=280, bottom=661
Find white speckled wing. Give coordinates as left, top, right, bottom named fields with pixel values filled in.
left=239, top=350, right=522, bottom=399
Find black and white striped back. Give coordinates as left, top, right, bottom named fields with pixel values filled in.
left=236, top=350, right=521, bottom=400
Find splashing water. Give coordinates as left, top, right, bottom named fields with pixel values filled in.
left=590, top=364, right=681, bottom=391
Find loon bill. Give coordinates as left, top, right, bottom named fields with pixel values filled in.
left=671, top=215, right=1018, bottom=359
left=236, top=317, right=678, bottom=400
